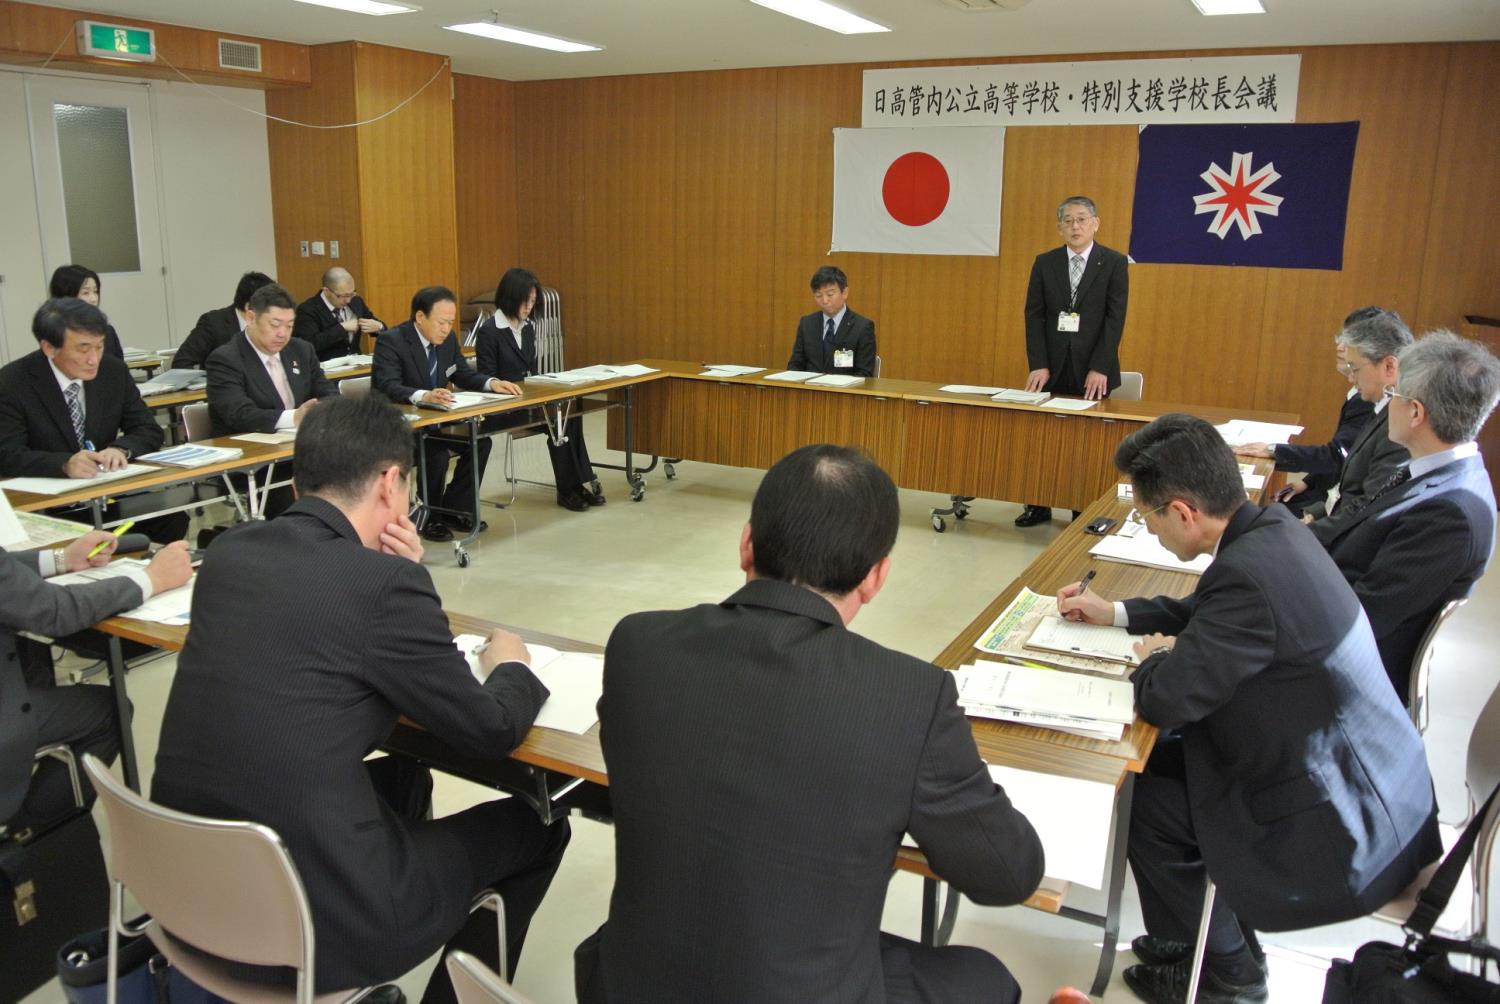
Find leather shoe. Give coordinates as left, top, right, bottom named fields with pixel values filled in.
left=580, top=488, right=606, bottom=506
left=1014, top=504, right=1053, bottom=527
left=447, top=515, right=488, bottom=534
left=363, top=987, right=405, bottom=1004
left=557, top=491, right=590, bottom=512
left=1132, top=936, right=1266, bottom=973
left=1122, top=960, right=1268, bottom=1004
left=420, top=521, right=453, bottom=542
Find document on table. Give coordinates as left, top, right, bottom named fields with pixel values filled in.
left=0, top=488, right=27, bottom=547
left=13, top=510, right=92, bottom=549
left=1214, top=419, right=1304, bottom=447
left=527, top=371, right=598, bottom=387
left=233, top=432, right=298, bottom=445
left=48, top=558, right=193, bottom=624
left=762, top=370, right=821, bottom=383
left=990, top=388, right=1051, bottom=405
left=700, top=364, right=766, bottom=377
left=137, top=444, right=244, bottom=468
left=0, top=464, right=158, bottom=495
left=939, top=384, right=1007, bottom=395
left=806, top=374, right=865, bottom=388
left=1039, top=397, right=1098, bottom=411
left=321, top=353, right=373, bottom=372
left=448, top=391, right=517, bottom=408
left=564, top=364, right=659, bottom=380
left=953, top=662, right=1135, bottom=725
left=1090, top=526, right=1214, bottom=574
left=988, top=764, right=1116, bottom=889
left=972, top=588, right=1131, bottom=677
left=454, top=638, right=603, bottom=734
left=1026, top=616, right=1139, bottom=666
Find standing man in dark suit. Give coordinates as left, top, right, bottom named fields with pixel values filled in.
left=1059, top=415, right=1440, bottom=1004
left=173, top=271, right=275, bottom=370
left=475, top=267, right=602, bottom=512
left=577, top=444, right=1044, bottom=1004
left=0, top=299, right=186, bottom=543
left=374, top=285, right=519, bottom=542
left=1, top=533, right=190, bottom=833
left=293, top=267, right=384, bottom=361
left=1305, top=308, right=1413, bottom=544
left=786, top=265, right=877, bottom=377
left=152, top=396, right=567, bottom=1003
left=206, top=283, right=337, bottom=517
left=1017, top=196, right=1130, bottom=527
left=1322, top=330, right=1500, bottom=699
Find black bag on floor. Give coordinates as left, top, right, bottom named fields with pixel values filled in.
left=56, top=921, right=229, bottom=1004
left=1323, top=784, right=1500, bottom=1003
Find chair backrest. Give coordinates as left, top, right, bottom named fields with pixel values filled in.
left=340, top=375, right=372, bottom=401
left=1409, top=598, right=1468, bottom=732
left=532, top=286, right=565, bottom=372
left=181, top=402, right=211, bottom=443
left=80, top=755, right=315, bottom=973
left=445, top=951, right=538, bottom=1004
left=1115, top=371, right=1144, bottom=401
left=1468, top=685, right=1500, bottom=942
left=872, top=355, right=883, bottom=379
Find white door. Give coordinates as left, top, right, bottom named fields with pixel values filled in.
left=25, top=75, right=171, bottom=351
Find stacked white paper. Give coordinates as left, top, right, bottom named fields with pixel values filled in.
left=1215, top=419, right=1304, bottom=447
left=1089, top=529, right=1213, bottom=574
left=806, top=374, right=865, bottom=388
left=700, top=364, right=766, bottom=377
left=763, top=370, right=821, bottom=383
left=953, top=662, right=1135, bottom=741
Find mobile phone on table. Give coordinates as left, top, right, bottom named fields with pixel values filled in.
left=1084, top=516, right=1117, bottom=536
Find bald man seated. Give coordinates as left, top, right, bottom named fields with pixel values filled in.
left=293, top=267, right=385, bottom=361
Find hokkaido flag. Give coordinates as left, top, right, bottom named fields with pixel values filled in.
left=831, top=127, right=1005, bottom=256
left=1128, top=121, right=1360, bottom=270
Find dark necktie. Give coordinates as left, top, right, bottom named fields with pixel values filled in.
left=823, top=316, right=835, bottom=354
left=65, top=382, right=86, bottom=447
left=426, top=343, right=438, bottom=388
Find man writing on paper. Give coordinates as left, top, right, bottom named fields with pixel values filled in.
left=1058, top=414, right=1438, bottom=1004
left=373, top=285, right=520, bottom=543
left=1320, top=330, right=1499, bottom=700
left=0, top=299, right=187, bottom=543
left=293, top=267, right=385, bottom=361
left=578, top=444, right=1044, bottom=1004
left=152, top=396, right=568, bottom=1003
left=786, top=266, right=877, bottom=377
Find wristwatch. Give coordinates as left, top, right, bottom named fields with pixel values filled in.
left=1149, top=645, right=1173, bottom=659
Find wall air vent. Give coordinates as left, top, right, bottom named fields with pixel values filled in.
left=217, top=39, right=262, bottom=72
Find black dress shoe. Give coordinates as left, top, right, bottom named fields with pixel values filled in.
left=580, top=487, right=607, bottom=506
left=1131, top=934, right=1192, bottom=966
left=420, top=521, right=454, bottom=542
left=557, top=491, right=590, bottom=512
left=363, top=986, right=406, bottom=1004
left=1122, top=960, right=1268, bottom=1004
left=447, top=515, right=488, bottom=533
left=1014, top=504, right=1053, bottom=527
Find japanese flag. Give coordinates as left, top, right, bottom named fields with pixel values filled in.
left=831, top=126, right=1005, bottom=256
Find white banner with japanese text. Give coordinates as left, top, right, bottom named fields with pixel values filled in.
left=861, top=55, right=1300, bottom=128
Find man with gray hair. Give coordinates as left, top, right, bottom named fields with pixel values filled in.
left=293, top=266, right=384, bottom=361
left=1320, top=330, right=1499, bottom=698
left=1305, top=308, right=1413, bottom=544
left=1017, top=195, right=1130, bottom=527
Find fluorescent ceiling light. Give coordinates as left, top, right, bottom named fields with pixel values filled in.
left=1189, top=0, right=1266, bottom=14
left=749, top=0, right=891, bottom=35
left=444, top=21, right=602, bottom=53
left=292, top=0, right=420, bottom=14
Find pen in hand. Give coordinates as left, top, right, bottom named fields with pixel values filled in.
left=88, top=520, right=135, bottom=559
left=1064, top=568, right=1097, bottom=622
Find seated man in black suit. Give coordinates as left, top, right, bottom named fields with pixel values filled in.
left=1, top=531, right=190, bottom=835
left=1059, top=414, right=1440, bottom=1004
left=152, top=396, right=567, bottom=1003
left=293, top=266, right=385, bottom=361
left=374, top=285, right=519, bottom=542
left=0, top=299, right=186, bottom=543
left=173, top=270, right=275, bottom=370
left=578, top=444, right=1045, bottom=1004
left=475, top=268, right=602, bottom=512
left=206, top=282, right=338, bottom=517
left=1304, top=308, right=1413, bottom=542
left=1321, top=330, right=1500, bottom=699
left=1235, top=306, right=1380, bottom=516
left=786, top=265, right=877, bottom=377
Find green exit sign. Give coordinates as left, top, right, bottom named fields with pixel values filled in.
left=75, top=21, right=157, bottom=63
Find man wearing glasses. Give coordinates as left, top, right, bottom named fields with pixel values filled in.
left=293, top=267, right=385, bottom=361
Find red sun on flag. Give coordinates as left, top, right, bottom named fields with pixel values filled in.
left=882, top=152, right=950, bottom=227
left=1192, top=151, right=1283, bottom=241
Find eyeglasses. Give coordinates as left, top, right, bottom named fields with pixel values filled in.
left=1382, top=385, right=1421, bottom=407
left=1060, top=215, right=1095, bottom=227
left=328, top=289, right=357, bottom=300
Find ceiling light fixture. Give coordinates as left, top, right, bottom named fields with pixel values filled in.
left=291, top=0, right=421, bottom=15
left=444, top=20, right=602, bottom=53
left=748, top=0, right=891, bottom=35
left=1189, top=0, right=1266, bottom=14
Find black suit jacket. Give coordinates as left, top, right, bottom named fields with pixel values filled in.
left=1322, top=453, right=1495, bottom=696
left=579, top=579, right=1044, bottom=1003
left=373, top=321, right=491, bottom=402
left=1023, top=243, right=1129, bottom=393
left=174, top=305, right=239, bottom=370
left=103, top=324, right=124, bottom=362
left=0, top=351, right=163, bottom=477
left=475, top=317, right=538, bottom=381
left=787, top=309, right=877, bottom=376
left=151, top=497, right=548, bottom=991
left=1308, top=405, right=1410, bottom=542
left=292, top=293, right=383, bottom=361
left=1275, top=388, right=1375, bottom=483
left=204, top=333, right=336, bottom=438
left=1124, top=502, right=1440, bottom=931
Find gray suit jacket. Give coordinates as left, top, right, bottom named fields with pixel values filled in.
left=580, top=579, right=1043, bottom=1003
left=0, top=547, right=141, bottom=822
left=1307, top=405, right=1409, bottom=541
left=1124, top=503, right=1440, bottom=931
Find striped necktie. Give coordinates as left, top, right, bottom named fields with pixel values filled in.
left=1069, top=254, right=1084, bottom=300
left=65, top=381, right=86, bottom=446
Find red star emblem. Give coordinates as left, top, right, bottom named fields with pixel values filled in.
left=1193, top=151, right=1283, bottom=241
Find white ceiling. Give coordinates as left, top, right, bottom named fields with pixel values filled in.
left=37, top=0, right=1500, bottom=82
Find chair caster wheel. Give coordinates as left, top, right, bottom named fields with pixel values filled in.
left=931, top=514, right=946, bottom=533
left=664, top=462, right=677, bottom=480
left=455, top=546, right=470, bottom=568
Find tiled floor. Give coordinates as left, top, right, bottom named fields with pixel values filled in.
left=22, top=412, right=1500, bottom=1002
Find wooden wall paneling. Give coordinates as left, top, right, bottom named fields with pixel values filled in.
left=453, top=74, right=518, bottom=314
left=770, top=64, right=882, bottom=374
left=1251, top=45, right=1450, bottom=442
left=266, top=43, right=362, bottom=303
left=1414, top=43, right=1500, bottom=332
left=672, top=69, right=779, bottom=367
left=352, top=44, right=458, bottom=325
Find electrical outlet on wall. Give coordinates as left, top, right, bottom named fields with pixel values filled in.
left=311, top=241, right=326, bottom=256
left=330, top=240, right=340, bottom=259
left=299, top=240, right=309, bottom=258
